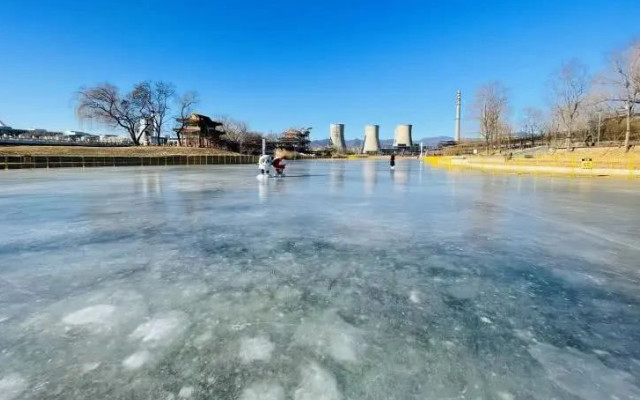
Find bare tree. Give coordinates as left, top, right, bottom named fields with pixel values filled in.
left=601, top=40, right=640, bottom=150
left=217, top=115, right=250, bottom=151
left=76, top=83, right=149, bottom=145
left=548, top=60, right=590, bottom=147
left=149, top=81, right=176, bottom=144
left=173, top=92, right=199, bottom=146
left=472, top=82, right=509, bottom=153
left=520, top=107, right=544, bottom=137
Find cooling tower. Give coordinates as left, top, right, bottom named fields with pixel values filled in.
left=329, top=123, right=347, bottom=153
left=393, top=124, right=413, bottom=148
left=362, top=125, right=380, bottom=153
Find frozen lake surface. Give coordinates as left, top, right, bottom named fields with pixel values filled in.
left=1, top=160, right=640, bottom=400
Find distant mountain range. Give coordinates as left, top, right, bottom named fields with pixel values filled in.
left=310, top=136, right=452, bottom=149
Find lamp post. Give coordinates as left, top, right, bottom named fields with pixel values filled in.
left=597, top=112, right=602, bottom=146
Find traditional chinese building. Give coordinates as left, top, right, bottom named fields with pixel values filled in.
left=277, top=127, right=311, bottom=153
left=174, top=113, right=225, bottom=147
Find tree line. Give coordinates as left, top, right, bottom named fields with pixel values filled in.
left=472, top=39, right=640, bottom=151
left=76, top=82, right=308, bottom=153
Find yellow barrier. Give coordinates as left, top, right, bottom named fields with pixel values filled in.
left=423, top=155, right=638, bottom=178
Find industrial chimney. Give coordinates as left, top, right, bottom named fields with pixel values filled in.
left=362, top=125, right=380, bottom=153
left=329, top=124, right=347, bottom=153
left=455, top=90, right=461, bottom=142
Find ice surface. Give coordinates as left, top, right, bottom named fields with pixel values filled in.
left=294, top=362, right=341, bottom=400
left=178, top=386, right=194, bottom=398
left=294, top=310, right=362, bottom=363
left=0, top=374, right=27, bottom=400
left=62, top=304, right=116, bottom=327
left=239, top=336, right=274, bottom=363
left=239, top=381, right=285, bottom=400
left=528, top=343, right=640, bottom=400
left=122, top=350, right=151, bottom=370
left=1, top=162, right=640, bottom=400
left=129, top=313, right=186, bottom=346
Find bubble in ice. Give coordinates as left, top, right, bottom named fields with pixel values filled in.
left=62, top=304, right=116, bottom=327
left=0, top=373, right=27, bottom=400
left=528, top=342, right=640, bottom=400
left=294, top=362, right=341, bottom=400
left=239, top=336, right=274, bottom=363
left=122, top=350, right=151, bottom=370
left=239, top=381, right=285, bottom=400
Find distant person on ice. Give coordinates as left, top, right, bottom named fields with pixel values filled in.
left=258, top=154, right=273, bottom=175
left=390, top=154, right=396, bottom=169
left=272, top=156, right=287, bottom=177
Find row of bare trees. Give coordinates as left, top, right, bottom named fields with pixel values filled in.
left=76, top=82, right=198, bottom=145
left=472, top=39, right=640, bottom=151
left=76, top=81, right=275, bottom=152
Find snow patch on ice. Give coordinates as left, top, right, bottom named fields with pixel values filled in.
left=528, top=342, right=640, bottom=400
left=239, top=336, right=274, bottom=363
left=0, top=373, right=27, bottom=400
left=122, top=350, right=151, bottom=370
left=62, top=304, right=116, bottom=327
left=409, top=290, right=421, bottom=304
left=294, top=362, right=342, bottom=400
left=81, top=362, right=101, bottom=373
left=496, top=391, right=514, bottom=400
left=513, top=329, right=536, bottom=343
left=130, top=313, right=185, bottom=346
left=239, top=381, right=285, bottom=400
left=178, top=386, right=194, bottom=398
left=294, top=311, right=363, bottom=363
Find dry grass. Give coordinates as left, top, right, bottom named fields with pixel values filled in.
left=0, top=146, right=236, bottom=157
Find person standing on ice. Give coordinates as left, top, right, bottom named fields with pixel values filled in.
left=258, top=154, right=273, bottom=175
left=272, top=156, right=287, bottom=177
left=390, top=153, right=396, bottom=170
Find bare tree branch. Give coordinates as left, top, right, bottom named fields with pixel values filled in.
left=173, top=92, right=199, bottom=146
left=472, top=81, right=509, bottom=153
left=548, top=59, right=590, bottom=147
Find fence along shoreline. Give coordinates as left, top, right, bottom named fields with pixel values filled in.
left=1, top=154, right=259, bottom=170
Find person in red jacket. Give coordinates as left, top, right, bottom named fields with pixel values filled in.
left=272, top=157, right=287, bottom=177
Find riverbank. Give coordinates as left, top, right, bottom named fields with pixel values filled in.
left=425, top=147, right=640, bottom=177
left=0, top=145, right=236, bottom=156
left=0, top=146, right=258, bottom=170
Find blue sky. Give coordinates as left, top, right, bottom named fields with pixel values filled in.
left=1, top=0, right=639, bottom=140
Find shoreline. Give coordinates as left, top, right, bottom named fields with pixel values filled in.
left=425, top=156, right=640, bottom=178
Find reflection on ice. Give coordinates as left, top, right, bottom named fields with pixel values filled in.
left=1, top=162, right=640, bottom=399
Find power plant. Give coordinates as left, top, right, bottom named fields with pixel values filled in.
left=325, top=123, right=418, bottom=154
left=362, top=124, right=380, bottom=153
left=393, top=124, right=413, bottom=148
left=329, top=123, right=347, bottom=153
left=455, top=90, right=461, bottom=142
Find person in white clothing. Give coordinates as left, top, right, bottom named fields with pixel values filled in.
left=258, top=154, right=273, bottom=175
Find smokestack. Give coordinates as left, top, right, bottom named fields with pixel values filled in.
left=455, top=90, right=461, bottom=142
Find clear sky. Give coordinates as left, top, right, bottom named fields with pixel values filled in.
left=1, top=0, right=639, bottom=140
